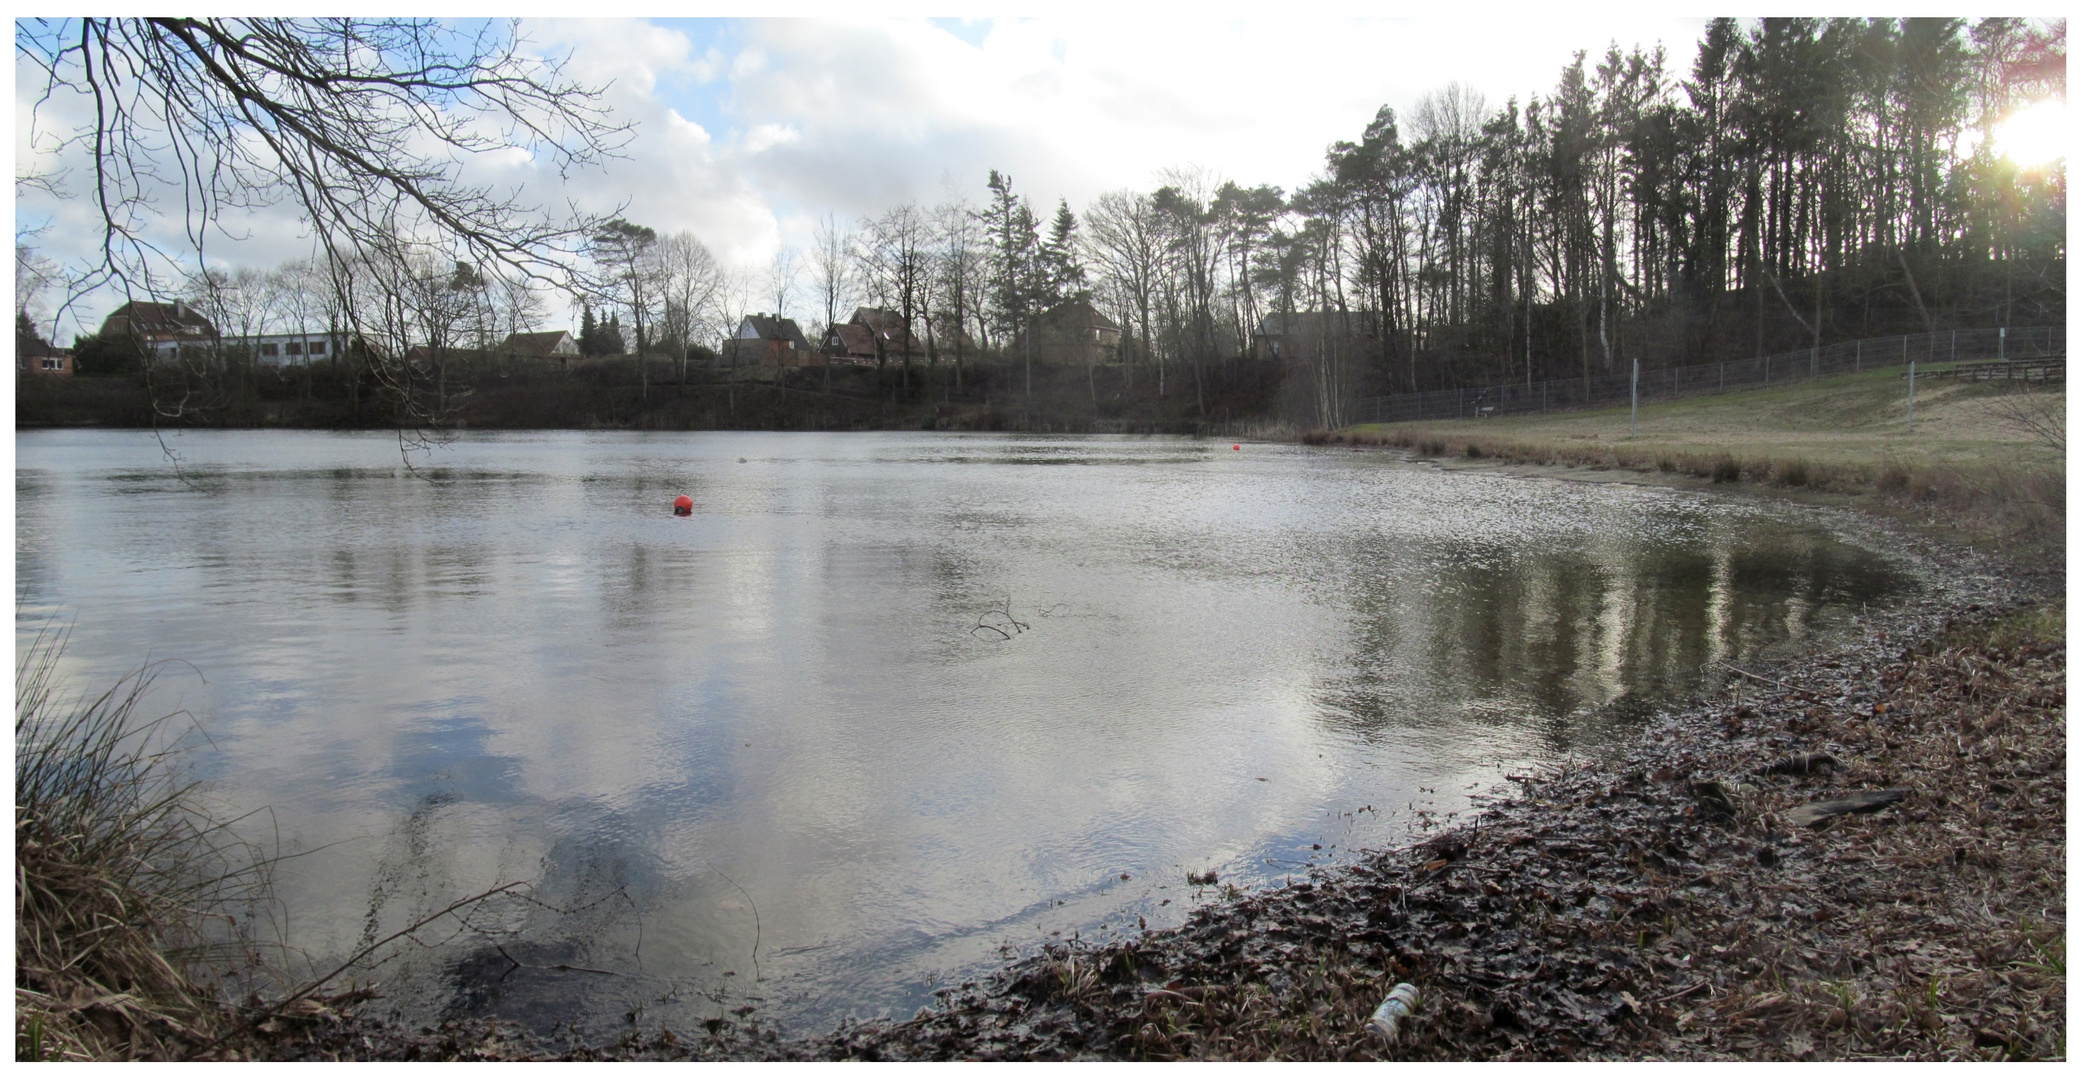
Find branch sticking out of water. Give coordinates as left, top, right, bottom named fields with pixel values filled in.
left=190, top=880, right=528, bottom=1059
left=971, top=597, right=1031, bottom=641
left=705, top=862, right=761, bottom=983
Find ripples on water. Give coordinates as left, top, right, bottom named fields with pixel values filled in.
left=14, top=429, right=1916, bottom=1038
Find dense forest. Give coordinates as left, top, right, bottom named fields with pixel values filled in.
left=23, top=16, right=2065, bottom=433
left=1059, top=16, right=2067, bottom=421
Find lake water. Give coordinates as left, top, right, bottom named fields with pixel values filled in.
left=14, top=429, right=1918, bottom=1038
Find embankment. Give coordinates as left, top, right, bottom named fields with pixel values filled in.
left=1315, top=370, right=2064, bottom=561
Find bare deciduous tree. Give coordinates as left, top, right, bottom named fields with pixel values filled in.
left=808, top=213, right=854, bottom=351
left=17, top=17, right=628, bottom=454
left=654, top=231, right=725, bottom=384
left=859, top=202, right=931, bottom=389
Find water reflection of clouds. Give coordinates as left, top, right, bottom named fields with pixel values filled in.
left=12, top=429, right=1921, bottom=1032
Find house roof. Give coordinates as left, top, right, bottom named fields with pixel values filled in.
left=499, top=330, right=576, bottom=356
left=17, top=337, right=68, bottom=358
left=100, top=300, right=218, bottom=340
left=740, top=314, right=811, bottom=350
left=850, top=307, right=910, bottom=341
left=826, top=323, right=876, bottom=356
left=1038, top=299, right=1121, bottom=333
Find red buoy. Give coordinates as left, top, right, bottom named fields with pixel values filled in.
left=672, top=494, right=693, bottom=516
left=1232, top=444, right=1241, bottom=451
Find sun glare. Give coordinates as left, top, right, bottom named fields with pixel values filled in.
left=1993, top=98, right=2066, bottom=167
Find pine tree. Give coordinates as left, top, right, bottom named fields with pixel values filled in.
left=17, top=311, right=51, bottom=358
left=579, top=302, right=601, bottom=356
left=1039, top=198, right=1088, bottom=310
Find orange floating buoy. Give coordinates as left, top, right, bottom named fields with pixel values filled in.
left=672, top=494, right=693, bottom=516
left=1232, top=444, right=1241, bottom=451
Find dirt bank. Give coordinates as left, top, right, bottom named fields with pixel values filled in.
left=240, top=577, right=2063, bottom=1062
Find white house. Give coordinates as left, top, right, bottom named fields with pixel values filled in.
left=232, top=332, right=344, bottom=365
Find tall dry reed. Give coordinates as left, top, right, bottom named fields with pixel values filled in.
left=15, top=626, right=278, bottom=1060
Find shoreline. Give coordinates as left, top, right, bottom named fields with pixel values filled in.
left=22, top=429, right=2060, bottom=1061
left=244, top=543, right=2063, bottom=1061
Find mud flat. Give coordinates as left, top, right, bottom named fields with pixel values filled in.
left=244, top=549, right=2063, bottom=1062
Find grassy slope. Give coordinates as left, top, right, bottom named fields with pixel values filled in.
left=1351, top=366, right=2062, bottom=475
left=1333, top=368, right=2064, bottom=561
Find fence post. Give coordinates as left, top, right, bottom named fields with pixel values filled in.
left=1811, top=344, right=1817, bottom=379
left=2000, top=326, right=2007, bottom=360
left=1630, top=358, right=1639, bottom=437
left=1907, top=359, right=1916, bottom=431
left=1855, top=340, right=1861, bottom=372
left=1950, top=329, right=1956, bottom=362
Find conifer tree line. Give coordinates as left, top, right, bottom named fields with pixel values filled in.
left=825, top=16, right=2065, bottom=414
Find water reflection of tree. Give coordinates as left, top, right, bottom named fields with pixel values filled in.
left=1314, top=517, right=1911, bottom=756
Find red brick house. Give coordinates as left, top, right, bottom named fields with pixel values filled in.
left=822, top=322, right=878, bottom=363
left=19, top=341, right=73, bottom=376
left=1019, top=300, right=1121, bottom=366
left=725, top=313, right=812, bottom=367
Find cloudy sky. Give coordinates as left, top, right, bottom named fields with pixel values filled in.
left=16, top=10, right=1713, bottom=339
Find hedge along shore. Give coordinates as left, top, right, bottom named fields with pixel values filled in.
left=236, top=503, right=2064, bottom=1061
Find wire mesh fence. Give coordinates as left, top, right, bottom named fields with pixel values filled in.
left=1347, top=326, right=2065, bottom=427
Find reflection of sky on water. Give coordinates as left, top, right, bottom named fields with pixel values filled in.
left=14, top=429, right=1917, bottom=1037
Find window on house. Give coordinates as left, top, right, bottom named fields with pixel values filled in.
left=307, top=340, right=327, bottom=355
left=42, top=357, right=63, bottom=370
left=285, top=341, right=303, bottom=355
left=261, top=342, right=279, bottom=356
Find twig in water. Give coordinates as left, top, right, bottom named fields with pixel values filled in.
left=970, top=596, right=1032, bottom=640
left=705, top=862, right=761, bottom=983
left=189, top=880, right=526, bottom=1059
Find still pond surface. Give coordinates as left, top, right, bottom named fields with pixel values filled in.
left=15, top=429, right=1917, bottom=1037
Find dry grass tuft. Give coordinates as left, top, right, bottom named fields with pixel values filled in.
left=1772, top=458, right=1812, bottom=487
left=14, top=627, right=277, bottom=1061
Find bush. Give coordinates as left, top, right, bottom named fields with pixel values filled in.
left=68, top=334, right=145, bottom=377
left=1773, top=458, right=1811, bottom=487
left=1711, top=455, right=1743, bottom=483
left=1463, top=442, right=1484, bottom=459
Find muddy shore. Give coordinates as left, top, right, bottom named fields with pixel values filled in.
left=242, top=546, right=2064, bottom=1061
